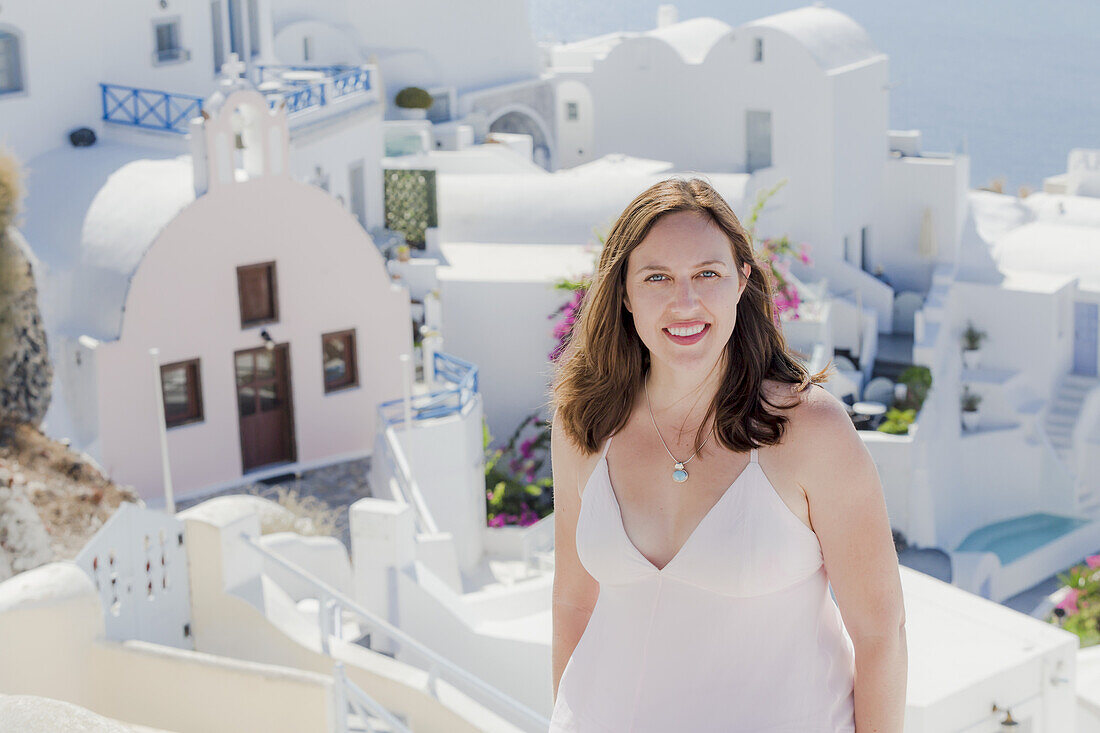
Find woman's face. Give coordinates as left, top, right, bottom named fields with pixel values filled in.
left=622, top=211, right=750, bottom=371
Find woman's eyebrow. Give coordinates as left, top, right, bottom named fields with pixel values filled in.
left=637, top=259, right=726, bottom=272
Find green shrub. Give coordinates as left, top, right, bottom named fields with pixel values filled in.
left=877, top=407, right=916, bottom=434
left=394, top=87, right=433, bottom=109
left=895, top=365, right=932, bottom=411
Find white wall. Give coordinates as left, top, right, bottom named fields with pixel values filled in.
left=437, top=274, right=572, bottom=452
left=342, top=0, right=540, bottom=96
left=552, top=78, right=594, bottom=169
left=0, top=0, right=103, bottom=160
left=388, top=397, right=487, bottom=572
left=878, top=154, right=971, bottom=293
left=288, top=103, right=386, bottom=232
left=830, top=60, right=888, bottom=275
left=92, top=177, right=411, bottom=499
left=0, top=562, right=335, bottom=733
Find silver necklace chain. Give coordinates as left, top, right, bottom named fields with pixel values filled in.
left=644, top=372, right=712, bottom=483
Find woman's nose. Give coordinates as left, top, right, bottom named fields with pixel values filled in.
left=673, top=280, right=701, bottom=307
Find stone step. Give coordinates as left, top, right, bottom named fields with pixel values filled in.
left=1063, top=373, right=1100, bottom=389
left=1038, top=411, right=1073, bottom=429
left=1056, top=386, right=1094, bottom=401
left=1046, top=423, right=1074, bottom=438
left=1051, top=396, right=1085, bottom=412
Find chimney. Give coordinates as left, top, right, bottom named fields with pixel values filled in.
left=656, top=4, right=678, bottom=29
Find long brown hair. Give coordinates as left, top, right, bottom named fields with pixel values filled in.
left=547, top=176, right=833, bottom=456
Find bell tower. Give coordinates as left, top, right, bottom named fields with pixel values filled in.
left=189, top=53, right=290, bottom=197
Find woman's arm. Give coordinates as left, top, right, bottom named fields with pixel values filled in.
left=794, top=387, right=908, bottom=733
left=550, top=412, right=600, bottom=702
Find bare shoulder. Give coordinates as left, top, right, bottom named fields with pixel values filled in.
left=778, top=383, right=870, bottom=490
left=551, top=410, right=606, bottom=500
left=550, top=410, right=582, bottom=498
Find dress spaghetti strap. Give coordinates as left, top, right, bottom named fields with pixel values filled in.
left=749, top=446, right=758, bottom=463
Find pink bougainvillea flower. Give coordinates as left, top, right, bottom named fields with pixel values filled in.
left=1056, top=587, right=1080, bottom=612
left=1086, top=554, right=1100, bottom=569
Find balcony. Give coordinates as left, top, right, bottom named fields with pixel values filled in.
left=99, top=83, right=203, bottom=135
left=252, top=64, right=378, bottom=120
left=99, top=64, right=379, bottom=137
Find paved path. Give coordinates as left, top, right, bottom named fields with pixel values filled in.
left=174, top=456, right=373, bottom=550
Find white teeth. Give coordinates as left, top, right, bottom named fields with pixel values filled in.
left=666, top=324, right=706, bottom=337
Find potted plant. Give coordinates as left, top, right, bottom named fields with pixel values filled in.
left=961, top=320, right=987, bottom=369
left=961, top=384, right=982, bottom=431
left=877, top=407, right=916, bottom=435
left=395, top=244, right=410, bottom=262
left=394, top=86, right=433, bottom=120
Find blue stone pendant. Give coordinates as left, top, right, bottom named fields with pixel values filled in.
left=672, top=462, right=688, bottom=483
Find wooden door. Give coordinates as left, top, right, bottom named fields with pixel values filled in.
left=746, top=109, right=772, bottom=173
left=1074, top=301, right=1098, bottom=377
left=235, top=344, right=296, bottom=471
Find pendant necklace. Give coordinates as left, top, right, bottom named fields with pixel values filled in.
left=644, top=372, right=711, bottom=483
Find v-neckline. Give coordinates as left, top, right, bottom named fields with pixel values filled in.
left=598, top=452, right=758, bottom=574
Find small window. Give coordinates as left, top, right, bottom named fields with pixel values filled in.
left=247, top=0, right=261, bottom=57
left=566, top=101, right=578, bottom=121
left=211, top=0, right=225, bottom=74
left=322, top=329, right=358, bottom=392
left=302, top=35, right=313, bottom=62
left=753, top=37, right=763, bottom=62
left=154, top=19, right=185, bottom=64
left=161, top=359, right=203, bottom=428
left=0, top=30, right=25, bottom=94
left=237, top=261, right=278, bottom=327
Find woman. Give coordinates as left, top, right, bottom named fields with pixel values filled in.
left=547, top=177, right=906, bottom=732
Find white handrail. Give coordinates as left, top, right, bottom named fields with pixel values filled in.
left=381, top=426, right=440, bottom=535
left=333, top=660, right=411, bottom=733
left=239, top=532, right=549, bottom=731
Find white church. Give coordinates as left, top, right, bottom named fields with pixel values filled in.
left=1, top=0, right=1100, bottom=730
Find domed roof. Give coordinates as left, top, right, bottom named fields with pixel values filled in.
left=20, top=140, right=195, bottom=342
left=645, top=17, right=733, bottom=64
left=743, top=6, right=882, bottom=72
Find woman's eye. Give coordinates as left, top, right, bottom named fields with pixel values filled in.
left=645, top=271, right=720, bottom=282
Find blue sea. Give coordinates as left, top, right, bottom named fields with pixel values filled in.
left=527, top=0, right=1100, bottom=195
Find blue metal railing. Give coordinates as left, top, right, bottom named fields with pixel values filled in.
left=253, top=64, right=357, bottom=82
left=377, top=351, right=479, bottom=427
left=255, top=64, right=374, bottom=116
left=100, top=83, right=204, bottom=134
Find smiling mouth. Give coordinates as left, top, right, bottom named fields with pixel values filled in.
left=660, top=323, right=712, bottom=338
left=663, top=323, right=710, bottom=341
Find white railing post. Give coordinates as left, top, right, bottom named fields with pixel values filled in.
left=332, top=661, right=349, bottom=733
left=400, top=353, right=413, bottom=430
left=149, top=347, right=175, bottom=514
left=319, top=593, right=333, bottom=656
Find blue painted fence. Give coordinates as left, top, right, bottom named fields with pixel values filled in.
left=100, top=83, right=204, bottom=134
left=377, top=351, right=479, bottom=427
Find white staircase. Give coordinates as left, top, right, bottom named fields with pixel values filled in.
left=1044, top=373, right=1100, bottom=511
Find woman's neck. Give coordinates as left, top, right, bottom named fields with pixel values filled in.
left=641, top=355, right=725, bottom=434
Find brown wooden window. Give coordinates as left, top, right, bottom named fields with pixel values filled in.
left=160, top=359, right=203, bottom=428
left=237, top=261, right=278, bottom=327
left=322, top=329, right=358, bottom=392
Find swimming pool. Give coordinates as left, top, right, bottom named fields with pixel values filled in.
left=955, top=512, right=1093, bottom=565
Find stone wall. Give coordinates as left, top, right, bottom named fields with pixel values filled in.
left=0, top=226, right=52, bottom=426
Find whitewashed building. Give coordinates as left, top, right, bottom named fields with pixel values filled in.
left=20, top=75, right=410, bottom=498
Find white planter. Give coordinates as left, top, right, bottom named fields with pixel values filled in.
left=962, top=347, right=982, bottom=369
left=961, top=409, right=981, bottom=431
left=396, top=107, right=428, bottom=120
